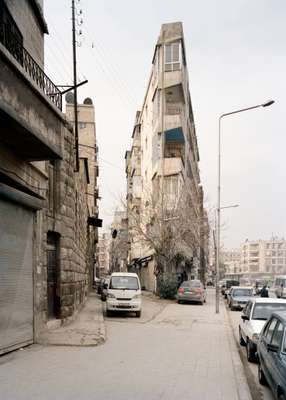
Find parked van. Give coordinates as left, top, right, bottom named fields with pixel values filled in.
left=105, top=272, right=142, bottom=317
left=273, top=275, right=286, bottom=298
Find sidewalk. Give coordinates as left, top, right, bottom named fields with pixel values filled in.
left=38, top=292, right=106, bottom=347
left=150, top=289, right=253, bottom=400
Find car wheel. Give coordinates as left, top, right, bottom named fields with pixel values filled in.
left=239, top=328, right=245, bottom=346
left=106, top=309, right=112, bottom=317
left=246, top=340, right=256, bottom=362
left=258, top=363, right=267, bottom=386
left=178, top=300, right=182, bottom=304
left=135, top=311, right=141, bottom=318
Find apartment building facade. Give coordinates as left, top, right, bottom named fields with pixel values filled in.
left=98, top=232, right=111, bottom=277
left=109, top=210, right=129, bottom=273
left=0, top=0, right=96, bottom=354
left=222, top=249, right=241, bottom=276
left=126, top=22, right=205, bottom=291
left=241, top=238, right=286, bottom=280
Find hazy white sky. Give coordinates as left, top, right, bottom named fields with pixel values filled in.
left=44, top=0, right=286, bottom=249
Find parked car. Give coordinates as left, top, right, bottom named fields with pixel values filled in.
left=177, top=280, right=206, bottom=305
left=223, top=280, right=240, bottom=299
left=105, top=272, right=142, bottom=317
left=226, top=286, right=235, bottom=305
left=239, top=298, right=286, bottom=362
left=257, top=311, right=286, bottom=399
left=93, top=276, right=100, bottom=290
left=228, top=287, right=253, bottom=310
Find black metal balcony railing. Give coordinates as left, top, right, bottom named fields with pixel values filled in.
left=0, top=0, right=62, bottom=110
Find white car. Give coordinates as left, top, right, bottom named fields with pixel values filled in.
left=105, top=272, right=142, bottom=317
left=239, top=298, right=286, bottom=362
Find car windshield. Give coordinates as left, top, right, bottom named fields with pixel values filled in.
left=189, top=281, right=201, bottom=288
left=252, top=303, right=286, bottom=320
left=110, top=276, right=139, bottom=290
left=233, top=289, right=252, bottom=297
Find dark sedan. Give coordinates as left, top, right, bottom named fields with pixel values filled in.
left=257, top=311, right=286, bottom=400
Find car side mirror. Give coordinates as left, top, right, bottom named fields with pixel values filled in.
left=267, top=343, right=278, bottom=353
left=241, top=315, right=249, bottom=321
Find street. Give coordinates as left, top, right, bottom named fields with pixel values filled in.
left=228, top=301, right=274, bottom=400
left=0, top=289, right=250, bottom=400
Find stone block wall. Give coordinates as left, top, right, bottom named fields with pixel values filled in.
left=34, top=123, right=94, bottom=334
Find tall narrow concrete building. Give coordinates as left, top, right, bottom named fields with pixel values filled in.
left=126, top=22, right=206, bottom=291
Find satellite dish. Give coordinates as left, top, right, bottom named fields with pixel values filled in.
left=65, top=92, right=75, bottom=104
left=83, top=97, right=93, bottom=105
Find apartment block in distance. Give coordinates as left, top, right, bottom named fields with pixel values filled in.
left=126, top=22, right=205, bottom=291
left=98, top=232, right=111, bottom=277
left=241, top=238, right=286, bottom=281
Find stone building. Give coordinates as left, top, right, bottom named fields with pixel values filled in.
left=126, top=22, right=206, bottom=291
left=0, top=0, right=96, bottom=354
left=66, top=97, right=101, bottom=284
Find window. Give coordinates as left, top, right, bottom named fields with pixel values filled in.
left=164, top=175, right=178, bottom=197
left=79, top=122, right=86, bottom=129
left=233, top=289, right=253, bottom=297
left=265, top=318, right=278, bottom=342
left=165, top=42, right=181, bottom=72
left=244, top=301, right=252, bottom=318
left=252, top=303, right=286, bottom=321
left=271, top=322, right=283, bottom=348
left=110, top=276, right=139, bottom=290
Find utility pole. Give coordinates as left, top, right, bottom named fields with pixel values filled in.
left=72, top=0, right=79, bottom=172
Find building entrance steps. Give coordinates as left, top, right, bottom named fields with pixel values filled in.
left=37, top=292, right=106, bottom=347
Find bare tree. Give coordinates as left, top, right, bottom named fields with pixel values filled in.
left=127, top=186, right=205, bottom=279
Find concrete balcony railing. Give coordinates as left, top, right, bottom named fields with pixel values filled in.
left=163, top=157, right=184, bottom=176
left=0, top=2, right=63, bottom=161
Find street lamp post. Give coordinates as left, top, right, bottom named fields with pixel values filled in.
left=215, top=100, right=274, bottom=314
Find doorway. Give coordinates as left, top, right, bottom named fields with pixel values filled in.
left=47, top=232, right=60, bottom=319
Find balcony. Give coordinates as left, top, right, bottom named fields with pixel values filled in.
left=163, top=157, right=184, bottom=176
left=0, top=1, right=62, bottom=160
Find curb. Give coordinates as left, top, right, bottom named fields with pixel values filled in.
left=223, top=301, right=253, bottom=400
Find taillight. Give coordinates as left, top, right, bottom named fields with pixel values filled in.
left=195, top=288, right=203, bottom=293
left=178, top=288, right=184, bottom=293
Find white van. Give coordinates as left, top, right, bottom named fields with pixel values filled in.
left=106, top=272, right=142, bottom=317
left=273, top=275, right=286, bottom=298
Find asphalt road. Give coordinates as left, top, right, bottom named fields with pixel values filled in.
left=0, top=290, right=250, bottom=400
left=227, top=298, right=274, bottom=400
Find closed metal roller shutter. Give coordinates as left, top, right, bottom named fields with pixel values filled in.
left=0, top=197, right=34, bottom=355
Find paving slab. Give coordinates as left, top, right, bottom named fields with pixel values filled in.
left=38, top=292, right=106, bottom=347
